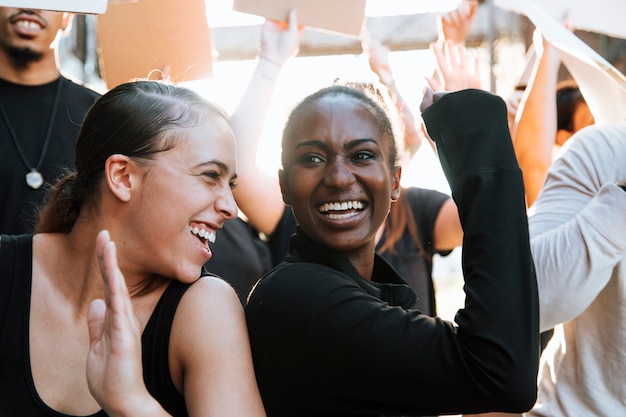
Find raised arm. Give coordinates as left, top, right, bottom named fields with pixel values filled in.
left=230, top=10, right=302, bottom=236
left=511, top=31, right=561, bottom=207
left=362, top=36, right=423, bottom=159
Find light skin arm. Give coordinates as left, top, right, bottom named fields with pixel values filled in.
left=511, top=31, right=561, bottom=207
left=362, top=36, right=423, bottom=159
left=230, top=10, right=302, bottom=236
left=171, top=277, right=266, bottom=416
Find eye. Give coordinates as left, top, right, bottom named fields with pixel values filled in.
left=202, top=171, right=220, bottom=181
left=298, top=153, right=325, bottom=166
left=352, top=150, right=376, bottom=162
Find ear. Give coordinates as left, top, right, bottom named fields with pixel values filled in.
left=278, top=169, right=291, bottom=206
left=391, top=165, right=402, bottom=202
left=104, top=154, right=136, bottom=202
left=61, top=13, right=73, bottom=32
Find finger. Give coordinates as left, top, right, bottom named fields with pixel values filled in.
left=287, top=7, right=304, bottom=33
left=442, top=41, right=454, bottom=72
left=96, top=231, right=119, bottom=298
left=468, top=0, right=479, bottom=19
left=96, top=231, right=136, bottom=331
left=87, top=298, right=107, bottom=348
left=454, top=43, right=467, bottom=69
left=449, top=9, right=462, bottom=28
left=103, top=240, right=136, bottom=329
left=430, top=42, right=447, bottom=75
left=287, top=7, right=297, bottom=30
left=472, top=56, right=481, bottom=80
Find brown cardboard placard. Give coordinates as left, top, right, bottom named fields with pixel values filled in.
left=232, top=0, right=366, bottom=38
left=96, top=0, right=213, bottom=89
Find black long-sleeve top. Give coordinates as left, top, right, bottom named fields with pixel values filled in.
left=245, top=89, right=539, bottom=417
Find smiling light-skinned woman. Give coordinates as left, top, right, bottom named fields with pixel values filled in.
left=0, top=80, right=266, bottom=417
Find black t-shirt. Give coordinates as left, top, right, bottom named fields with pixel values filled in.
left=0, top=76, right=100, bottom=234
left=203, top=217, right=272, bottom=305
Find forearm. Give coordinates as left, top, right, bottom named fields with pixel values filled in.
left=230, top=58, right=281, bottom=168
left=229, top=58, right=286, bottom=235
left=512, top=42, right=560, bottom=206
left=383, top=81, right=422, bottom=158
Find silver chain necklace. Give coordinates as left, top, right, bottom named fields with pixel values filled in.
left=0, top=78, right=63, bottom=189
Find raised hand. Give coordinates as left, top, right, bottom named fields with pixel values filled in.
left=438, top=0, right=478, bottom=45
left=426, top=40, right=482, bottom=93
left=362, top=34, right=394, bottom=86
left=87, top=230, right=160, bottom=416
left=259, top=8, right=303, bottom=69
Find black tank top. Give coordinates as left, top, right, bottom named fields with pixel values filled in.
left=0, top=234, right=190, bottom=416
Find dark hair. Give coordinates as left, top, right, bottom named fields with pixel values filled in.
left=281, top=84, right=398, bottom=171
left=36, top=80, right=228, bottom=233
left=556, top=80, right=586, bottom=132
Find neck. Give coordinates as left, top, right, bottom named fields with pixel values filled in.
left=0, top=49, right=61, bottom=85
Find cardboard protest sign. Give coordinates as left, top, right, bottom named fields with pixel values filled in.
left=233, top=0, right=366, bottom=37
left=97, top=0, right=213, bottom=88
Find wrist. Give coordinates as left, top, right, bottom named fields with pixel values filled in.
left=259, top=54, right=284, bottom=70
left=256, top=56, right=283, bottom=82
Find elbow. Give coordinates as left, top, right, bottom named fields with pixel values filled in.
left=493, top=364, right=538, bottom=412
left=500, top=382, right=538, bottom=412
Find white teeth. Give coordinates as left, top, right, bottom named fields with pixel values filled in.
left=190, top=226, right=215, bottom=243
left=328, top=212, right=359, bottom=220
left=16, top=20, right=42, bottom=30
left=318, top=201, right=364, bottom=213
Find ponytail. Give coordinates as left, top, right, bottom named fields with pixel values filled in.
left=35, top=170, right=88, bottom=233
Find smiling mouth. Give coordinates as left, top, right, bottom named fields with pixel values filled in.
left=190, top=226, right=216, bottom=248
left=14, top=19, right=43, bottom=30
left=318, top=200, right=365, bottom=220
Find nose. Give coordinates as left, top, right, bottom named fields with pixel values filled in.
left=323, top=157, right=355, bottom=189
left=215, top=187, right=238, bottom=220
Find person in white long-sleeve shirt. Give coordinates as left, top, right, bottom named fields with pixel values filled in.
left=526, top=122, right=626, bottom=416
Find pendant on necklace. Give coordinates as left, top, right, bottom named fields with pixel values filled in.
left=26, top=169, right=44, bottom=189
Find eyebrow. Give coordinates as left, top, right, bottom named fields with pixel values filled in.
left=193, top=160, right=238, bottom=180
left=294, top=138, right=379, bottom=152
